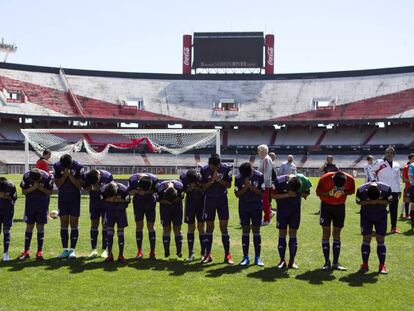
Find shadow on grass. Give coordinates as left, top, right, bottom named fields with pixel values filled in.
left=0, top=257, right=122, bottom=273
left=128, top=257, right=218, bottom=276
left=204, top=264, right=244, bottom=278
left=338, top=271, right=378, bottom=287
left=295, top=269, right=336, bottom=285
left=1, top=255, right=238, bottom=276
left=246, top=267, right=289, bottom=282
left=403, top=229, right=414, bottom=236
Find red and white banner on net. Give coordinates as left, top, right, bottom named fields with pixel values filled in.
left=21, top=128, right=219, bottom=163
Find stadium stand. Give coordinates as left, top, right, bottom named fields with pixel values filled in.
left=1, top=63, right=414, bottom=123
left=1, top=63, right=414, bottom=176
left=368, top=126, right=414, bottom=146
left=0, top=121, right=24, bottom=141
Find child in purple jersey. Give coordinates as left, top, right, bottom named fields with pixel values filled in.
left=128, top=173, right=158, bottom=260
left=180, top=169, right=206, bottom=262
left=156, top=180, right=184, bottom=258
left=0, top=177, right=17, bottom=261
left=234, top=162, right=265, bottom=267
left=102, top=182, right=130, bottom=263
left=356, top=182, right=392, bottom=274
left=84, top=169, right=113, bottom=258
left=53, top=154, right=84, bottom=259
left=19, top=168, right=53, bottom=260
left=200, top=154, right=233, bottom=265
left=272, top=174, right=311, bottom=270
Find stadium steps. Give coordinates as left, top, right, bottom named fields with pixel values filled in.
left=297, top=154, right=308, bottom=168
left=270, top=130, right=277, bottom=145
left=350, top=155, right=364, bottom=168
left=362, top=128, right=378, bottom=145
left=59, top=68, right=85, bottom=117
left=222, top=130, right=228, bottom=147
left=315, top=130, right=327, bottom=145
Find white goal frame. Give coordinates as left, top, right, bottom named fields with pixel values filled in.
left=21, top=128, right=221, bottom=171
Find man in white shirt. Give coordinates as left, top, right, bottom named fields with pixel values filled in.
left=278, top=155, right=297, bottom=176
left=364, top=155, right=375, bottom=182
left=369, top=146, right=402, bottom=233
left=257, top=145, right=274, bottom=225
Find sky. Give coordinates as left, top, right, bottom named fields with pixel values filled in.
left=1, top=0, right=413, bottom=74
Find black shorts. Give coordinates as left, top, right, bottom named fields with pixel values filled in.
left=104, top=208, right=128, bottom=228
left=58, top=193, right=81, bottom=217
left=0, top=208, right=14, bottom=228
left=184, top=197, right=204, bottom=224
left=360, top=208, right=387, bottom=237
left=320, top=202, right=345, bottom=228
left=89, top=206, right=106, bottom=220
left=203, top=195, right=229, bottom=221
left=133, top=196, right=156, bottom=223
left=239, top=201, right=262, bottom=227
left=160, top=203, right=183, bottom=227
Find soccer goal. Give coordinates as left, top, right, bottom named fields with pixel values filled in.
left=21, top=128, right=221, bottom=171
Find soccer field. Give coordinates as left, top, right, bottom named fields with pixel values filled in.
left=0, top=174, right=413, bottom=311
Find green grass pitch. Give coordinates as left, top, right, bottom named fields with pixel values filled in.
left=0, top=174, right=413, bottom=311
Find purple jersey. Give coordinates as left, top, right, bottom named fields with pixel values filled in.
left=356, top=182, right=392, bottom=212
left=128, top=173, right=158, bottom=200
left=53, top=160, right=84, bottom=193
left=20, top=170, right=53, bottom=203
left=101, top=182, right=130, bottom=210
left=234, top=170, right=265, bottom=203
left=85, top=169, right=113, bottom=208
left=180, top=171, right=204, bottom=200
left=156, top=180, right=183, bottom=202
left=0, top=181, right=17, bottom=209
left=273, top=175, right=301, bottom=209
left=200, top=163, right=232, bottom=197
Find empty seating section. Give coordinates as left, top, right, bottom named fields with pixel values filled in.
left=274, top=128, right=323, bottom=146
left=227, top=130, right=272, bottom=146
left=1, top=66, right=414, bottom=123
left=321, top=127, right=373, bottom=146
left=0, top=75, right=177, bottom=121
left=369, top=127, right=414, bottom=145
left=0, top=122, right=24, bottom=141
left=2, top=124, right=414, bottom=148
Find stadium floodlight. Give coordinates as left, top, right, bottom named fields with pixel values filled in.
left=0, top=38, right=17, bottom=62
left=21, top=128, right=221, bottom=171
left=273, top=124, right=283, bottom=130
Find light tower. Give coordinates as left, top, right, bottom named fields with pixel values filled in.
left=0, top=38, right=17, bottom=62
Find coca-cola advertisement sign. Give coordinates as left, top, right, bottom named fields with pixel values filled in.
left=267, top=47, right=274, bottom=66
left=183, top=47, right=191, bottom=66
left=182, top=35, right=192, bottom=74
left=265, top=34, right=274, bottom=74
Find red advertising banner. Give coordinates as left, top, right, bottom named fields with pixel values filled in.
left=182, top=35, right=192, bottom=74
left=265, top=34, right=274, bottom=75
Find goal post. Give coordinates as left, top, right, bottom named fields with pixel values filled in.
left=21, top=128, right=221, bottom=171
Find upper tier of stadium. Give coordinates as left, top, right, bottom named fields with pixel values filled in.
left=1, top=62, right=414, bottom=124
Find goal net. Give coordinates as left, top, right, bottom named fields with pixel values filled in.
left=21, top=128, right=220, bottom=168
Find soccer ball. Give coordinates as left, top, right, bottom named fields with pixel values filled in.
left=49, top=210, right=59, bottom=219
